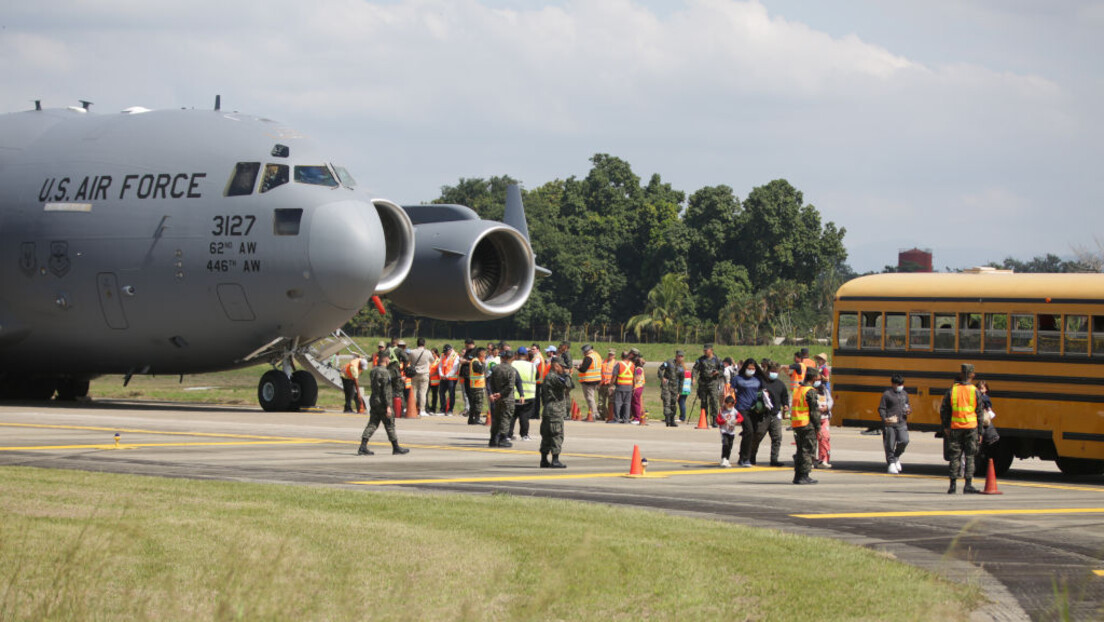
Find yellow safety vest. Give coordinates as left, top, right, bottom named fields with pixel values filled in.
left=616, top=361, right=635, bottom=386
left=469, top=361, right=486, bottom=389
left=950, top=384, right=978, bottom=430
left=791, top=385, right=813, bottom=428
left=513, top=360, right=537, bottom=403
left=579, top=351, right=602, bottom=383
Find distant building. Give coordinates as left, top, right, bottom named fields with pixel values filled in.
left=898, top=248, right=932, bottom=272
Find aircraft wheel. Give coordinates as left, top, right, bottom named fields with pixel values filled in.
left=56, top=378, right=90, bottom=401
left=1055, top=456, right=1104, bottom=477
left=258, top=370, right=292, bottom=412
left=26, top=378, right=56, bottom=400
left=289, top=371, right=318, bottom=410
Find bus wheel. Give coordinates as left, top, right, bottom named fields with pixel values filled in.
left=1055, top=456, right=1104, bottom=477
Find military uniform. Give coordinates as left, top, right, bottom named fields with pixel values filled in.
left=658, top=356, right=684, bottom=427
left=488, top=360, right=520, bottom=447
left=358, top=364, right=409, bottom=455
left=540, top=366, right=574, bottom=467
left=791, top=382, right=821, bottom=483
left=940, top=379, right=983, bottom=493
left=466, top=358, right=486, bottom=425
left=692, top=353, right=723, bottom=424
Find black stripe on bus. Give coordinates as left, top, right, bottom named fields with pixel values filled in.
left=831, top=367, right=1104, bottom=387
left=1062, top=432, right=1104, bottom=443
left=837, top=295, right=1104, bottom=304
left=831, top=348, right=1104, bottom=367
left=840, top=418, right=1053, bottom=439
left=831, top=383, right=1104, bottom=404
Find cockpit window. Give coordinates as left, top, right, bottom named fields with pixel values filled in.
left=294, top=165, right=339, bottom=188
left=333, top=166, right=356, bottom=188
left=226, top=162, right=260, bottom=196
left=260, top=164, right=289, bottom=193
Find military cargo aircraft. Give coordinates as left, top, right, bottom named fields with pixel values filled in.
left=0, top=99, right=538, bottom=411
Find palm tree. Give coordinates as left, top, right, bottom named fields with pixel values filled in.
left=626, top=273, right=690, bottom=341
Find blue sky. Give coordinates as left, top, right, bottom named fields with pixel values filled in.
left=3, top=0, right=1101, bottom=272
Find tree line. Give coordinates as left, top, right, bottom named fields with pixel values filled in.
left=346, top=154, right=851, bottom=345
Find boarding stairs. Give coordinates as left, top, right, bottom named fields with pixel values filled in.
left=295, top=329, right=368, bottom=390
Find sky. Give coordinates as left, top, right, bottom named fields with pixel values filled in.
left=3, top=0, right=1102, bottom=273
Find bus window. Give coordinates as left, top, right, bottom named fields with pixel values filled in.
left=1037, top=314, right=1061, bottom=354
left=909, top=313, right=932, bottom=350
left=934, top=313, right=956, bottom=351
left=861, top=311, right=883, bottom=350
left=1064, top=315, right=1088, bottom=356
left=885, top=313, right=907, bottom=350
left=958, top=313, right=982, bottom=351
left=837, top=312, right=858, bottom=349
left=1011, top=314, right=1034, bottom=352
left=1093, top=316, right=1104, bottom=357
left=984, top=313, right=1008, bottom=353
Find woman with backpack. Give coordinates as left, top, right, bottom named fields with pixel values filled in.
left=731, top=357, right=767, bottom=467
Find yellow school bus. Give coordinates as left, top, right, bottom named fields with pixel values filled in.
left=831, top=270, right=1104, bottom=476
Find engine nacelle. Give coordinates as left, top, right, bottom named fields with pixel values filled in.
left=370, top=199, right=415, bottom=295
left=388, top=205, right=535, bottom=321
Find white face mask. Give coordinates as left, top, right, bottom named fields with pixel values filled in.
left=895, top=385, right=904, bottom=392
left=768, top=372, right=779, bottom=380
left=813, top=380, right=822, bottom=388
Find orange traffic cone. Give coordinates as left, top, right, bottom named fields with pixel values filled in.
left=607, top=402, right=615, bottom=422
left=695, top=408, right=709, bottom=430
left=484, top=405, right=491, bottom=425
left=980, top=457, right=1003, bottom=495
left=628, top=444, right=644, bottom=475
left=585, top=403, right=595, bottom=422
left=406, top=388, right=418, bottom=418
left=571, top=400, right=581, bottom=421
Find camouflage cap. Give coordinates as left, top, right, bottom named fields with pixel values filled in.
left=703, top=343, right=714, bottom=350
left=675, top=350, right=685, bottom=357
left=961, top=363, right=975, bottom=375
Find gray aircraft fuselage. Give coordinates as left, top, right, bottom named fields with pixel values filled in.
left=0, top=107, right=404, bottom=377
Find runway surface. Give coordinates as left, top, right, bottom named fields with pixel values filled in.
left=2, top=401, right=1102, bottom=620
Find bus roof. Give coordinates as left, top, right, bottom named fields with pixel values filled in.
left=836, top=272, right=1104, bottom=302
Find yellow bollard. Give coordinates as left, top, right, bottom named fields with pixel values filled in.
left=114, top=433, right=120, bottom=449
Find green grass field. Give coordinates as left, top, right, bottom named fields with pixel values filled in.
left=0, top=466, right=980, bottom=621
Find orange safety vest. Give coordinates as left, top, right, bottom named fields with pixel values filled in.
left=537, top=360, right=551, bottom=383
left=429, top=356, right=441, bottom=386
left=789, top=361, right=807, bottom=392
left=950, top=383, right=978, bottom=429
left=600, top=359, right=615, bottom=384
left=791, top=385, right=813, bottom=428
left=469, top=361, right=486, bottom=389
left=633, top=365, right=645, bottom=389
left=616, top=361, right=635, bottom=386
left=579, top=351, right=602, bottom=383
left=440, top=352, right=459, bottom=380
left=343, top=359, right=361, bottom=380
left=532, top=353, right=544, bottom=380
left=402, top=361, right=412, bottom=390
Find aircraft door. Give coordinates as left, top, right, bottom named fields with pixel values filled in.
left=96, top=272, right=129, bottom=329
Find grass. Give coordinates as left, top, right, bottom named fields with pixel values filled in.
left=87, top=341, right=807, bottom=420
left=0, top=466, right=980, bottom=621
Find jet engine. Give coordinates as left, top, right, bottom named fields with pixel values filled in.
left=369, top=199, right=416, bottom=295
left=387, top=204, right=536, bottom=321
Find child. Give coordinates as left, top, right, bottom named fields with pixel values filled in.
left=716, top=395, right=744, bottom=468
left=814, top=378, right=834, bottom=469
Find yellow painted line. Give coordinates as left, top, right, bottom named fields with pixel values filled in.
left=827, top=468, right=1104, bottom=493
left=0, top=422, right=325, bottom=443
left=0, top=440, right=331, bottom=451
left=349, top=466, right=780, bottom=486
left=1093, top=570, right=1104, bottom=577
left=793, top=508, right=1104, bottom=519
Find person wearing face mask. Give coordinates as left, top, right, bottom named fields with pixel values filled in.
left=813, top=373, right=834, bottom=469
left=731, top=357, right=766, bottom=467
left=761, top=361, right=790, bottom=467
left=878, top=374, right=911, bottom=474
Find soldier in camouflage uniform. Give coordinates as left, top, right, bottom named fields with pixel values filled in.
left=791, top=368, right=820, bottom=484
left=540, top=356, right=574, bottom=468
left=658, top=349, right=686, bottom=427
left=357, top=351, right=409, bottom=456
left=692, top=344, right=722, bottom=427
left=488, top=349, right=522, bottom=448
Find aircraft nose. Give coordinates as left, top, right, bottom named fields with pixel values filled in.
left=308, top=200, right=386, bottom=311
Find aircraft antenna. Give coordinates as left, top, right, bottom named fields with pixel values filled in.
left=214, top=94, right=221, bottom=111
left=79, top=100, right=92, bottom=110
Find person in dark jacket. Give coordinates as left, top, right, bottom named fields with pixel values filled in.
left=761, top=361, right=790, bottom=467
left=878, top=374, right=911, bottom=474
left=731, top=358, right=766, bottom=466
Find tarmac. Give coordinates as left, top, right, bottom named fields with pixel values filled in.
left=1, top=400, right=1102, bottom=620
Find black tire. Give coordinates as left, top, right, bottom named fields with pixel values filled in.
left=258, top=370, right=292, bottom=412
left=56, top=378, right=90, bottom=401
left=1055, top=456, right=1104, bottom=477
left=26, top=378, right=56, bottom=400
left=289, top=370, right=318, bottom=410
